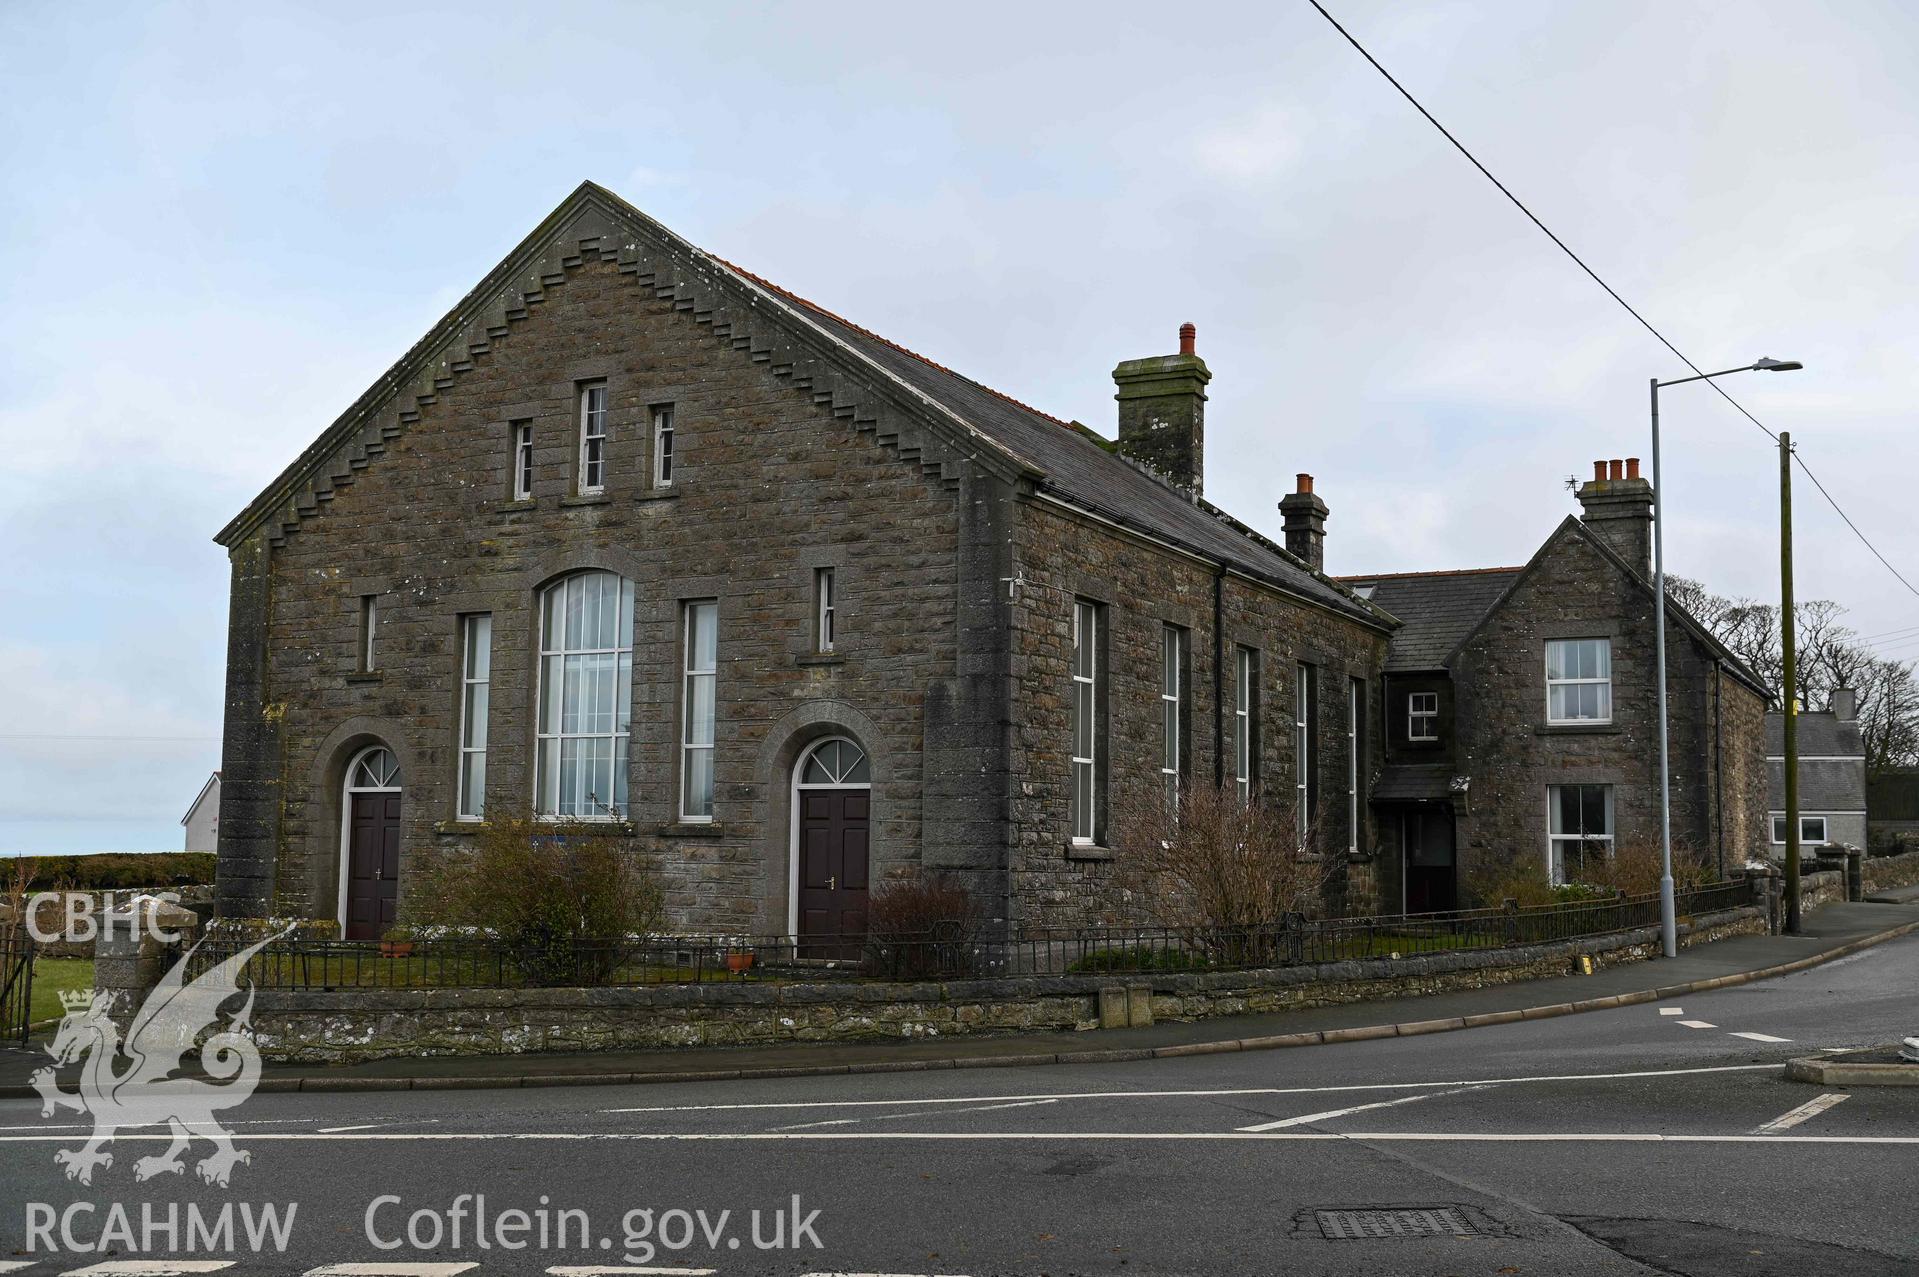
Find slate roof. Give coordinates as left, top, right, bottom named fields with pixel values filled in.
left=1768, top=757, right=1867, bottom=812
left=1372, top=763, right=1459, bottom=802
left=1339, top=568, right=1523, bottom=671
left=1765, top=711, right=1865, bottom=759
left=723, top=265, right=1385, bottom=626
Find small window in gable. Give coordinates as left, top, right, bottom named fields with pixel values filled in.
left=512, top=422, right=534, bottom=501
left=653, top=404, right=675, bottom=488
left=578, top=383, right=608, bottom=495
left=1408, top=691, right=1438, bottom=742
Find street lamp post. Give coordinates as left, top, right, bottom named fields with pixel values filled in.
left=1649, top=358, right=1801, bottom=958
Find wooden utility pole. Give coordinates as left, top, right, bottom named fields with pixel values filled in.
left=1781, top=432, right=1802, bottom=934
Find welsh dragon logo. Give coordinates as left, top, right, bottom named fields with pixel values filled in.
left=30, top=929, right=287, bottom=1186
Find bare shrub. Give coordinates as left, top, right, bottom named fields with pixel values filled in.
left=413, top=814, right=664, bottom=986
left=862, top=872, right=980, bottom=979
left=1585, top=839, right=1715, bottom=896
left=1111, top=782, right=1334, bottom=965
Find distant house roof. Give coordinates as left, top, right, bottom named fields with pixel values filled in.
left=1338, top=568, right=1523, bottom=671
left=181, top=771, right=221, bottom=826
left=1765, top=711, right=1865, bottom=759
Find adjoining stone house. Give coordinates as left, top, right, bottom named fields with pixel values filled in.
left=1767, top=693, right=1866, bottom=852
left=1343, top=460, right=1770, bottom=912
left=213, top=181, right=1399, bottom=943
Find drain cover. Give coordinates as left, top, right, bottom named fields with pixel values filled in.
left=1314, top=1207, right=1481, bottom=1240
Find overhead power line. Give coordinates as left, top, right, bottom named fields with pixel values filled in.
left=1307, top=0, right=1919, bottom=607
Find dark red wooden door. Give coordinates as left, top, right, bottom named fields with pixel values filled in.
left=345, top=792, right=402, bottom=941
left=797, top=790, right=869, bottom=955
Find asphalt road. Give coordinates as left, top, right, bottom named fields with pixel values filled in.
left=2, top=932, right=1915, bottom=1277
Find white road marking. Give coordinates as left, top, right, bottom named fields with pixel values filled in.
left=304, top=1266, right=478, bottom=1276
left=63, top=1263, right=236, bottom=1275
left=800, top=1272, right=976, bottom=1277
left=1754, top=1092, right=1851, bottom=1134
left=548, top=1268, right=717, bottom=1275
left=598, top=1063, right=1777, bottom=1116
left=1237, top=1087, right=1478, bottom=1132
left=0, top=1264, right=34, bottom=1274
left=4, top=1127, right=1913, bottom=1145
left=1729, top=1032, right=1793, bottom=1043
left=1677, top=1020, right=1718, bottom=1029
left=1659, top=1007, right=1684, bottom=1015
left=775, top=1098, right=1060, bottom=1132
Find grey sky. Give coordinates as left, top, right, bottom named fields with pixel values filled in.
left=3, top=1, right=1914, bottom=854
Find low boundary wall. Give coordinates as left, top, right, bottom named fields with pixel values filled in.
left=250, top=907, right=1765, bottom=1065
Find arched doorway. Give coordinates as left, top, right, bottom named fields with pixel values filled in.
left=790, top=737, right=871, bottom=953
left=339, top=746, right=402, bottom=941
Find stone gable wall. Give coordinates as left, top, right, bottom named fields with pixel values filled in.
left=220, top=257, right=1002, bottom=934
left=1448, top=529, right=1768, bottom=890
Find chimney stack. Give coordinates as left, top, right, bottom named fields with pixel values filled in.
left=1280, top=473, right=1329, bottom=573
left=1113, top=322, right=1211, bottom=497
left=1575, top=455, right=1654, bottom=573
left=1832, top=686, right=1858, bottom=721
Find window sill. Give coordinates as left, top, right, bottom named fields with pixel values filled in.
left=434, top=820, right=487, bottom=836
left=533, top=818, right=637, bottom=835
left=344, top=672, right=383, bottom=685
left=1065, top=842, right=1115, bottom=862
left=658, top=821, right=726, bottom=839
left=796, top=653, right=846, bottom=667
left=494, top=498, right=537, bottom=514
left=560, top=493, right=613, bottom=508
left=1536, top=723, right=1621, bottom=736
left=636, top=487, right=680, bottom=503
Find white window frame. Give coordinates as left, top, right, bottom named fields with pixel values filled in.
left=1546, top=638, right=1613, bottom=725
left=680, top=600, right=718, bottom=821
left=1071, top=600, right=1101, bottom=844
left=456, top=614, right=491, bottom=821
left=1295, top=663, right=1313, bottom=842
left=1547, top=783, right=1614, bottom=885
left=578, top=383, right=608, bottom=495
left=1772, top=815, right=1830, bottom=845
left=816, top=568, right=836, bottom=653
left=1160, top=625, right=1184, bottom=801
left=534, top=572, right=634, bottom=821
left=512, top=422, right=534, bottom=501
left=1346, top=677, right=1362, bottom=855
left=360, top=594, right=379, bottom=673
left=652, top=404, right=675, bottom=489
left=1407, top=691, right=1438, bottom=742
left=1234, top=646, right=1258, bottom=802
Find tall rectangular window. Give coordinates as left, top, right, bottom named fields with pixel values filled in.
left=1295, top=663, right=1316, bottom=841
left=1548, top=783, right=1613, bottom=884
left=816, top=568, right=836, bottom=652
left=1071, top=600, right=1103, bottom=843
left=1347, top=677, right=1363, bottom=855
left=359, top=595, right=379, bottom=673
left=535, top=572, right=633, bottom=820
left=1234, top=646, right=1259, bottom=801
left=652, top=404, right=675, bottom=488
left=1408, top=691, right=1438, bottom=742
left=512, top=422, right=534, bottom=501
left=578, top=383, right=607, bottom=494
left=681, top=600, right=718, bottom=820
left=1546, top=638, right=1612, bottom=723
left=1160, top=625, right=1185, bottom=801
left=456, top=614, right=492, bottom=821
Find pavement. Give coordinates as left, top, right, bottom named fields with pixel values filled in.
left=2, top=917, right=1915, bottom=1276
left=9, top=893, right=1915, bottom=1096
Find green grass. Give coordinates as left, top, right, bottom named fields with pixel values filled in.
left=27, top=956, right=94, bottom=1028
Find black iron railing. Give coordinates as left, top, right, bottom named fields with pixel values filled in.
left=184, top=880, right=1757, bottom=992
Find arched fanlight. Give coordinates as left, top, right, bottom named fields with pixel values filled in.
left=347, top=747, right=401, bottom=790
left=799, top=738, right=870, bottom=786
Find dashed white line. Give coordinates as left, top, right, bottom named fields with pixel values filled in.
left=1729, top=1032, right=1793, bottom=1044
left=1237, top=1087, right=1480, bottom=1132
left=303, top=1265, right=478, bottom=1275
left=62, top=1263, right=236, bottom=1275
left=1677, top=1020, right=1718, bottom=1029
left=1754, top=1092, right=1851, bottom=1134
left=547, top=1268, right=716, bottom=1275
left=773, top=1098, right=1060, bottom=1132
left=1659, top=1007, right=1684, bottom=1016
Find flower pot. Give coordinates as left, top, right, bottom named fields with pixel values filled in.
left=725, top=950, right=754, bottom=974
left=381, top=940, right=415, bottom=958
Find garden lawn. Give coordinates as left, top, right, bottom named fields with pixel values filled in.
left=28, top=956, right=93, bottom=1028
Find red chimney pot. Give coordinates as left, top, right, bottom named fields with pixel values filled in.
left=1593, top=460, right=1607, bottom=482
left=1609, top=459, right=1624, bottom=481
left=1178, top=322, right=1196, bottom=356
left=1625, top=457, right=1641, bottom=480
left=1296, top=473, right=1314, bottom=495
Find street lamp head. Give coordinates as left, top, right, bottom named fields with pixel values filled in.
left=1752, top=357, right=1803, bottom=372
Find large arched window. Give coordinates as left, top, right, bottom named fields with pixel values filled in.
left=536, top=571, right=634, bottom=819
